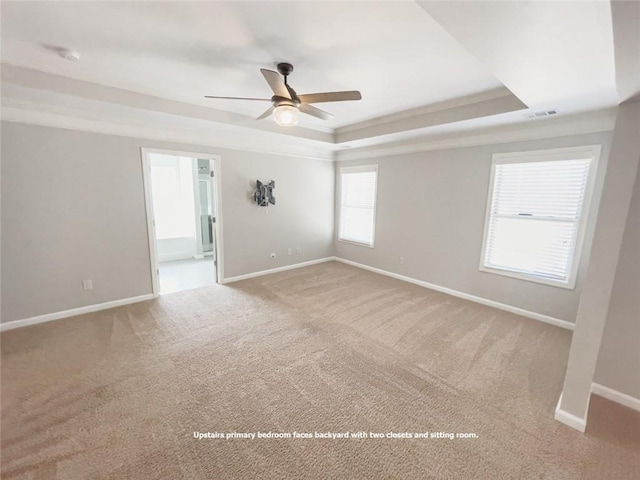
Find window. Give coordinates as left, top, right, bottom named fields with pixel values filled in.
left=339, top=165, right=378, bottom=247
left=480, top=146, right=600, bottom=289
left=150, top=157, right=196, bottom=240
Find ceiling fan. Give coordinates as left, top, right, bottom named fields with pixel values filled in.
left=205, top=63, right=362, bottom=126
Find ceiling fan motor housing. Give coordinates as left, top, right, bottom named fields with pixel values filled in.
left=277, top=62, right=294, bottom=77
left=271, top=95, right=299, bottom=107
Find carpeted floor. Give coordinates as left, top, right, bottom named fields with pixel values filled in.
left=1, top=261, right=639, bottom=479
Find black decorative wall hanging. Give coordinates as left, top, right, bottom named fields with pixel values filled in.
left=254, top=180, right=276, bottom=207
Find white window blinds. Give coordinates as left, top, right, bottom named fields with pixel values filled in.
left=339, top=165, right=378, bottom=247
left=482, top=149, right=598, bottom=288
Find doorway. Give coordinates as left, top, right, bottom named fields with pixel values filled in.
left=141, top=149, right=223, bottom=296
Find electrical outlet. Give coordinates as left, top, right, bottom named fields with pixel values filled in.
left=270, top=252, right=277, bottom=259
left=400, top=257, right=405, bottom=265
left=287, top=248, right=292, bottom=256
left=296, top=247, right=301, bottom=255
left=83, top=279, right=93, bottom=290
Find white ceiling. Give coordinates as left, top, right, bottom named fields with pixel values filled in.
left=1, top=0, right=503, bottom=128
left=417, top=0, right=618, bottom=113
left=0, top=1, right=626, bottom=159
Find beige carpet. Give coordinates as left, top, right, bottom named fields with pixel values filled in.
left=1, top=261, right=639, bottom=479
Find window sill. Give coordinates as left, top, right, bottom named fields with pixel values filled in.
left=479, top=265, right=576, bottom=290
left=338, top=239, right=375, bottom=249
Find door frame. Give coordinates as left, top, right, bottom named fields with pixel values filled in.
left=141, top=147, right=224, bottom=297
left=194, top=160, right=216, bottom=260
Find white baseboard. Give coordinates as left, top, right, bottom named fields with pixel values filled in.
left=333, top=257, right=574, bottom=331
left=3, top=258, right=573, bottom=333
left=553, top=384, right=639, bottom=433
left=222, top=257, right=335, bottom=284
left=158, top=253, right=195, bottom=262
left=591, top=383, right=640, bottom=412
left=554, top=393, right=587, bottom=432
left=0, top=294, right=155, bottom=332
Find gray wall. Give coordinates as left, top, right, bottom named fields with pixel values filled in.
left=558, top=101, right=640, bottom=420
left=595, top=154, right=640, bottom=399
left=221, top=144, right=334, bottom=279
left=1, top=122, right=334, bottom=322
left=335, top=132, right=613, bottom=323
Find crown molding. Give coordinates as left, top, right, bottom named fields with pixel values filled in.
left=3, top=64, right=530, bottom=146
left=1, top=64, right=335, bottom=142
left=337, top=87, right=517, bottom=134
left=335, top=89, right=528, bottom=143
left=335, top=108, right=617, bottom=161
left=1, top=102, right=335, bottom=162
left=2, top=98, right=617, bottom=164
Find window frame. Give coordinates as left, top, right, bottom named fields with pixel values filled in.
left=338, top=164, right=379, bottom=248
left=479, top=145, right=601, bottom=290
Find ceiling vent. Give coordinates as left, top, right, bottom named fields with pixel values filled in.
left=525, top=110, right=558, bottom=119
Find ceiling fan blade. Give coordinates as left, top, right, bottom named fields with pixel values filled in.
left=204, top=96, right=271, bottom=101
left=298, top=91, right=362, bottom=104
left=260, top=69, right=291, bottom=99
left=256, top=105, right=275, bottom=120
left=299, top=104, right=334, bottom=121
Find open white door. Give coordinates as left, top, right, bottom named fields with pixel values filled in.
left=141, top=148, right=223, bottom=296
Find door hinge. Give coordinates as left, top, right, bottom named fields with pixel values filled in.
left=214, top=260, right=217, bottom=267
left=212, top=217, right=216, bottom=223
left=210, top=171, right=215, bottom=178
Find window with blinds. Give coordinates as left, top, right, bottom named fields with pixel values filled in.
left=480, top=146, right=600, bottom=289
left=339, top=165, right=378, bottom=247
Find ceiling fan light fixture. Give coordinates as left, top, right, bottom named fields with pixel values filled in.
left=273, top=105, right=299, bottom=127
left=205, top=63, right=361, bottom=123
